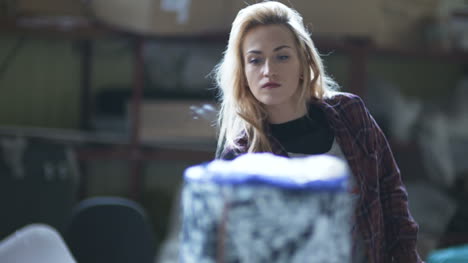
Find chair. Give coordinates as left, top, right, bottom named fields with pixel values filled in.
left=0, top=224, right=76, bottom=263
left=64, top=196, right=156, bottom=263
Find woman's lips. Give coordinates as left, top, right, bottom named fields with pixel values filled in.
left=262, top=82, right=280, bottom=89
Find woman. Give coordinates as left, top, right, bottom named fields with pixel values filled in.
left=214, top=1, right=422, bottom=262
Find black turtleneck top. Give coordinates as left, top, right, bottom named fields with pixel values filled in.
left=268, top=104, right=334, bottom=155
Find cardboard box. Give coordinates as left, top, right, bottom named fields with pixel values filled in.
left=89, top=0, right=154, bottom=34
left=90, top=0, right=382, bottom=37
left=16, top=0, right=87, bottom=16
left=90, top=0, right=440, bottom=47
left=375, top=0, right=441, bottom=48
left=90, top=0, right=231, bottom=35
left=273, top=0, right=381, bottom=38
left=138, top=100, right=217, bottom=143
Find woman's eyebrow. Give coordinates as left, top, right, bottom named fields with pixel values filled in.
left=246, top=45, right=292, bottom=54
left=246, top=50, right=262, bottom=54
left=273, top=45, right=291, bottom=52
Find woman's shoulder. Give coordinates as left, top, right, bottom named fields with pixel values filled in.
left=323, top=93, right=379, bottom=154
left=321, top=91, right=375, bottom=130
left=317, top=91, right=370, bottom=119
left=323, top=91, right=365, bottom=107
left=217, top=136, right=248, bottom=160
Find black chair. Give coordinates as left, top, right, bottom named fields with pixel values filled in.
left=64, top=196, right=156, bottom=263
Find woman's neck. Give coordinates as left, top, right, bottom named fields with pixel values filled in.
left=266, top=103, right=307, bottom=124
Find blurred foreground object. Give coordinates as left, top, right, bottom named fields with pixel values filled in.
left=427, top=244, right=468, bottom=263
left=0, top=224, right=76, bottom=263
left=181, top=153, right=352, bottom=263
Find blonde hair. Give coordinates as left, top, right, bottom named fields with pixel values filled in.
left=214, top=1, right=338, bottom=155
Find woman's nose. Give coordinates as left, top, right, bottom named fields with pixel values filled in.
left=263, top=60, right=276, bottom=77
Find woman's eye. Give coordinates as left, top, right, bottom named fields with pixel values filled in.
left=248, top=58, right=261, bottom=64
left=278, top=55, right=289, bottom=61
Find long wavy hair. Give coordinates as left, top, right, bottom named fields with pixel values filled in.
left=214, top=1, right=338, bottom=156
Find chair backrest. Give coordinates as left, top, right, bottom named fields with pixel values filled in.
left=0, top=224, right=76, bottom=263
left=64, top=196, right=156, bottom=263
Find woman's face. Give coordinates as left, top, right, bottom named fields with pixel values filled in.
left=242, top=24, right=302, bottom=111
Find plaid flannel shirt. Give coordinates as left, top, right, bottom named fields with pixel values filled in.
left=220, top=92, right=422, bottom=263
